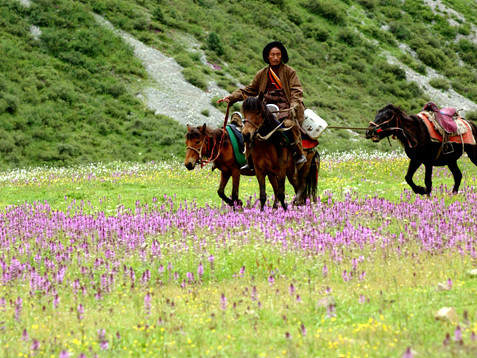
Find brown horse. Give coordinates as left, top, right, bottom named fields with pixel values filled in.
left=184, top=123, right=253, bottom=206
left=241, top=96, right=320, bottom=210
left=366, top=104, right=477, bottom=194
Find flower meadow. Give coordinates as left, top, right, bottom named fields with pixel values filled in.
left=1, top=152, right=477, bottom=357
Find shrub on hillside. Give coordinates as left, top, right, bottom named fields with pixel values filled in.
left=458, top=39, right=477, bottom=67
left=429, top=78, right=450, bottom=91
left=388, top=21, right=411, bottom=40
left=416, top=47, right=446, bottom=71
left=302, top=23, right=329, bottom=42
left=466, top=110, right=477, bottom=122
left=301, top=0, right=347, bottom=25
left=0, top=93, right=19, bottom=114
left=206, top=32, right=225, bottom=57
left=182, top=67, right=208, bottom=91
left=336, top=27, right=362, bottom=47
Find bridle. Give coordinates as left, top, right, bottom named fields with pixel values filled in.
left=368, top=112, right=418, bottom=148
left=243, top=109, right=292, bottom=142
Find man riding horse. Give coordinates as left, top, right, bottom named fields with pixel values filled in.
left=217, top=41, right=307, bottom=172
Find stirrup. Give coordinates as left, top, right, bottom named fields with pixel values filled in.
left=294, top=154, right=307, bottom=165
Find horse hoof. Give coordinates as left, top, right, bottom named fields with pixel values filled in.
left=414, top=187, right=427, bottom=195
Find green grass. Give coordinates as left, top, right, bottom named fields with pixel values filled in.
left=1, top=154, right=477, bottom=357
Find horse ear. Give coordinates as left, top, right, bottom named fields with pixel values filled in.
left=201, top=123, right=207, bottom=133
left=258, top=92, right=264, bottom=102
left=187, top=124, right=191, bottom=131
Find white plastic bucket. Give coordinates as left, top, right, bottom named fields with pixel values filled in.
left=266, top=104, right=280, bottom=119
left=303, top=109, right=328, bottom=139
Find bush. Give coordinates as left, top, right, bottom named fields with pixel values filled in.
left=302, top=23, right=329, bottom=42
left=466, top=110, right=477, bottom=122
left=182, top=67, right=208, bottom=90
left=301, top=0, right=347, bottom=25
left=429, top=77, right=450, bottom=91
left=336, top=27, right=362, bottom=47
left=206, top=32, right=225, bottom=57
left=0, top=93, right=19, bottom=114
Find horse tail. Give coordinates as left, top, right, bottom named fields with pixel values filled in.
left=304, top=150, right=320, bottom=202
left=464, top=119, right=477, bottom=166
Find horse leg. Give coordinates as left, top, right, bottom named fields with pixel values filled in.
left=256, top=170, right=267, bottom=211
left=405, top=159, right=427, bottom=195
left=295, top=157, right=312, bottom=205
left=230, top=170, right=242, bottom=207
left=269, top=174, right=287, bottom=210
left=424, top=164, right=433, bottom=195
left=465, top=144, right=477, bottom=167
left=447, top=161, right=462, bottom=193
left=217, top=172, right=233, bottom=206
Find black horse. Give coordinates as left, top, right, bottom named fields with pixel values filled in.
left=366, top=104, right=477, bottom=195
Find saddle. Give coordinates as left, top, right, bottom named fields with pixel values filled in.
left=422, top=102, right=458, bottom=134
left=267, top=104, right=318, bottom=149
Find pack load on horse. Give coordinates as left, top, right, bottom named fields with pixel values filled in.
left=184, top=110, right=253, bottom=207
left=217, top=41, right=324, bottom=209
left=366, top=103, right=477, bottom=195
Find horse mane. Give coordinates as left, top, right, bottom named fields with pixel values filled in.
left=378, top=104, right=408, bottom=118
left=242, top=96, right=277, bottom=130
left=186, top=125, right=222, bottom=140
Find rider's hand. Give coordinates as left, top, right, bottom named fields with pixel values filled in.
left=289, top=106, right=296, bottom=119
left=217, top=96, right=230, bottom=104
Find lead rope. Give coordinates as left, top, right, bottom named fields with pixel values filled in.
left=201, top=103, right=230, bottom=165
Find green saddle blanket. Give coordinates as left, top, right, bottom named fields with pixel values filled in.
left=226, top=125, right=246, bottom=167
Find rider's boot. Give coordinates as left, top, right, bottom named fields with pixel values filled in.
left=240, top=143, right=255, bottom=174
left=290, top=125, right=307, bottom=166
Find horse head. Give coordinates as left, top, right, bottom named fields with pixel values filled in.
left=184, top=123, right=207, bottom=170
left=366, top=104, right=403, bottom=142
left=241, top=96, right=274, bottom=143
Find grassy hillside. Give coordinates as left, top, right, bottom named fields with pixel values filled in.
left=1, top=0, right=477, bottom=168
left=0, top=0, right=184, bottom=169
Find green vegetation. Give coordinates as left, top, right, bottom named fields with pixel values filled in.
left=1, top=156, right=477, bottom=357
left=2, top=0, right=477, bottom=168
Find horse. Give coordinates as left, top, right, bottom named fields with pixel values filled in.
left=365, top=104, right=477, bottom=195
left=241, top=96, right=320, bottom=210
left=184, top=123, right=253, bottom=207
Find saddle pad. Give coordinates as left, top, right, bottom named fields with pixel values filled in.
left=302, top=133, right=319, bottom=149
left=226, top=125, right=246, bottom=166
left=421, top=111, right=467, bottom=136
left=417, top=113, right=476, bottom=145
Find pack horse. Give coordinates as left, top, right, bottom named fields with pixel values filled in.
left=366, top=104, right=477, bottom=195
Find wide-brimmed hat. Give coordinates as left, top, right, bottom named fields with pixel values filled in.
left=262, top=41, right=289, bottom=64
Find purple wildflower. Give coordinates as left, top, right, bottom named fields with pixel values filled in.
left=15, top=297, right=22, bottom=321
left=285, top=332, right=291, bottom=339
left=59, top=351, right=70, bottom=358
left=322, top=265, right=328, bottom=278
left=239, top=265, right=245, bottom=277
left=300, top=323, right=307, bottom=336
left=296, top=295, right=302, bottom=302
left=100, top=340, right=109, bottom=350
left=289, top=283, right=295, bottom=295
left=359, top=295, right=366, bottom=304
left=454, top=326, right=463, bottom=344
left=144, top=293, right=151, bottom=316
left=447, top=278, right=453, bottom=289
left=53, top=295, right=59, bottom=309
left=471, top=331, right=477, bottom=342
left=22, top=328, right=29, bottom=341
left=251, top=286, right=257, bottom=301
left=77, top=304, right=84, bottom=320
left=268, top=275, right=274, bottom=287
left=31, top=339, right=40, bottom=353
left=402, top=347, right=413, bottom=358
left=197, top=262, right=204, bottom=278
left=220, top=293, right=227, bottom=310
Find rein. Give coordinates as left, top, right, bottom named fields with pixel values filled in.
left=243, top=109, right=292, bottom=142
left=197, top=103, right=230, bottom=167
